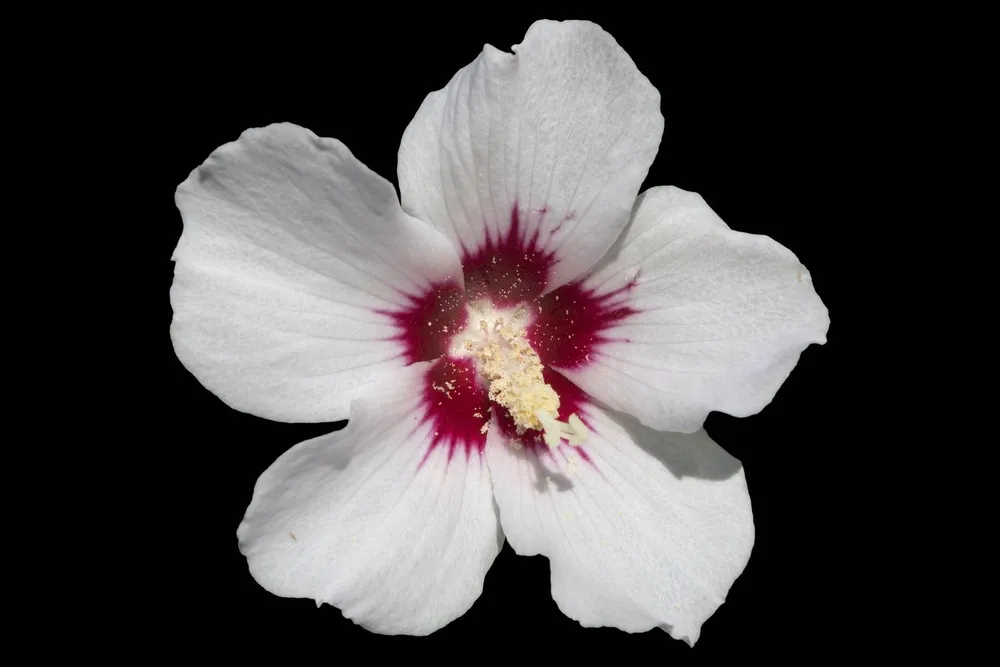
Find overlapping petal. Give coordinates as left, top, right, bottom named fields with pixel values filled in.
left=555, top=186, right=830, bottom=432
left=486, top=390, right=753, bottom=645
left=237, top=362, right=502, bottom=635
left=171, top=123, right=463, bottom=422
left=398, top=20, right=663, bottom=293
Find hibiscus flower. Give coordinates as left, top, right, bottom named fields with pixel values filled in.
left=169, top=20, right=828, bottom=645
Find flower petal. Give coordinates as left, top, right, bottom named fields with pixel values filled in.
left=486, top=393, right=753, bottom=645
left=398, top=19, right=663, bottom=297
left=549, top=186, right=830, bottom=433
left=237, top=362, right=502, bottom=635
left=171, top=123, right=463, bottom=422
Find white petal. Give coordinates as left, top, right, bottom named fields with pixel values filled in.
left=553, top=186, right=830, bottom=433
left=237, top=361, right=502, bottom=635
left=486, top=399, right=753, bottom=645
left=171, top=123, right=463, bottom=422
left=398, top=19, right=663, bottom=296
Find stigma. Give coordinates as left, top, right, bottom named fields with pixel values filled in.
left=451, top=300, right=587, bottom=448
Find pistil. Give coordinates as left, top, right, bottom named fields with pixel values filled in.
left=455, top=301, right=587, bottom=448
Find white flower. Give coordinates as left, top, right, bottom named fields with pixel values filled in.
left=170, top=20, right=828, bottom=645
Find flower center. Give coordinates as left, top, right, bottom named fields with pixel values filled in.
left=450, top=300, right=587, bottom=448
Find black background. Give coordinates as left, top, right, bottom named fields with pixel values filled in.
left=150, top=13, right=852, bottom=660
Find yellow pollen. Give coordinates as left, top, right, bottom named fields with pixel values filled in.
left=464, top=310, right=587, bottom=448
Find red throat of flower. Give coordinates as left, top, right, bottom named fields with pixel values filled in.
left=380, top=203, right=640, bottom=464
